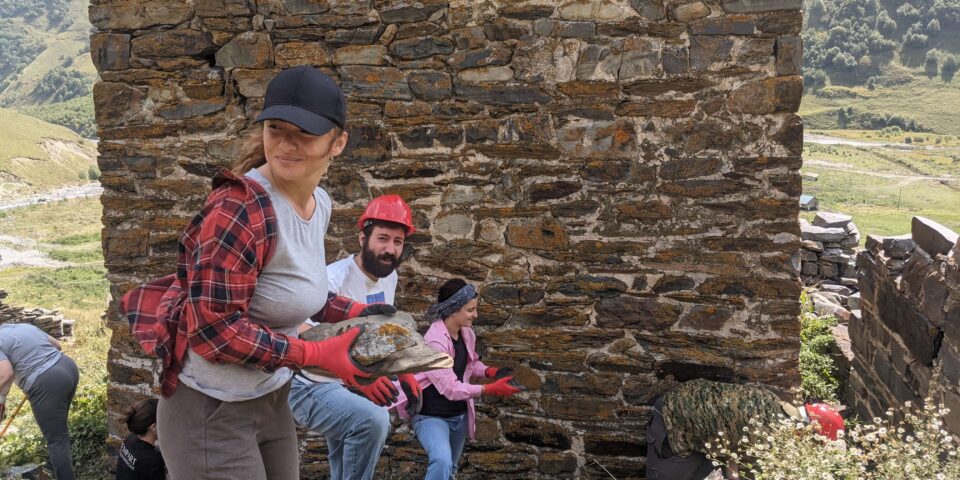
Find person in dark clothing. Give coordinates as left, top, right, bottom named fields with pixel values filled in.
left=116, top=398, right=165, bottom=480
left=0, top=323, right=79, bottom=480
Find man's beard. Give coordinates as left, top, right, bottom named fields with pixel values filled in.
left=361, top=242, right=400, bottom=278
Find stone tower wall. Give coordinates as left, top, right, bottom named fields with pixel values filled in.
left=91, top=0, right=804, bottom=477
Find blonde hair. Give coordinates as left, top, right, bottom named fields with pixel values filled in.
left=230, top=124, right=266, bottom=175
left=229, top=122, right=346, bottom=175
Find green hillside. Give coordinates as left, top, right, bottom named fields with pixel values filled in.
left=0, top=107, right=97, bottom=196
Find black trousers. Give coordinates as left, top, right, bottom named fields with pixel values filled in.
left=645, top=396, right=716, bottom=480
left=26, top=355, right=79, bottom=480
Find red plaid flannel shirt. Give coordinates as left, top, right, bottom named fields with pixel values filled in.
left=120, top=169, right=360, bottom=397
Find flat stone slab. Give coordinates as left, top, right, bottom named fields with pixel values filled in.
left=801, top=224, right=846, bottom=243
left=801, top=240, right=824, bottom=252
left=912, top=216, right=959, bottom=256
left=301, top=312, right=452, bottom=376
left=722, top=0, right=802, bottom=13
left=884, top=234, right=916, bottom=258
left=813, top=211, right=852, bottom=229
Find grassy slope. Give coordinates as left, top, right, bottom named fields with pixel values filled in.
left=800, top=142, right=960, bottom=239
left=800, top=74, right=960, bottom=136
left=0, top=197, right=108, bottom=477
left=0, top=0, right=95, bottom=107
left=0, top=107, right=97, bottom=194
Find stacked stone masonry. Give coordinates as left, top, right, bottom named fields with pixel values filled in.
left=847, top=216, right=960, bottom=435
left=91, top=0, right=804, bottom=478
left=0, top=290, right=73, bottom=339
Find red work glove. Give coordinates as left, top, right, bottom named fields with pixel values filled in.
left=484, top=367, right=514, bottom=379
left=398, top=373, right=422, bottom=416
left=289, top=326, right=370, bottom=388
left=353, top=376, right=398, bottom=407
left=483, top=376, right=521, bottom=397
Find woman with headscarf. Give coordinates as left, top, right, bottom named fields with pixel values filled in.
left=396, top=278, right=521, bottom=480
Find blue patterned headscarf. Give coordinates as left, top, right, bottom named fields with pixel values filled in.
left=425, top=284, right=477, bottom=321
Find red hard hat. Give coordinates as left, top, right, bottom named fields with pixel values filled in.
left=357, top=195, right=415, bottom=235
left=804, top=403, right=845, bottom=440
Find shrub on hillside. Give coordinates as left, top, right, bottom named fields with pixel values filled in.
left=943, top=55, right=958, bottom=82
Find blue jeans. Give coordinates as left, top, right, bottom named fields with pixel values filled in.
left=412, top=414, right=468, bottom=480
left=288, top=378, right=390, bottom=480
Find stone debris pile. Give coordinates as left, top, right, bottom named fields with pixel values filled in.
left=800, top=212, right=861, bottom=322
left=0, top=290, right=73, bottom=339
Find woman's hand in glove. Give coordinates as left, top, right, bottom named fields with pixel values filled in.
left=291, top=326, right=369, bottom=388
left=357, top=303, right=397, bottom=317
left=484, top=366, right=514, bottom=379
left=483, top=376, right=522, bottom=397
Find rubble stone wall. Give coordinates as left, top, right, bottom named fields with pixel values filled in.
left=0, top=290, right=73, bottom=339
left=847, top=217, right=960, bottom=434
left=91, top=0, right=804, bottom=477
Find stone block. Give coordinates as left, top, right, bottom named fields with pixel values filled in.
left=533, top=19, right=597, bottom=38
left=455, top=83, right=552, bottom=105
left=501, top=415, right=573, bottom=449
left=505, top=217, right=569, bottom=251
left=913, top=216, right=959, bottom=257
left=90, top=0, right=194, bottom=30
left=673, top=2, right=711, bottom=22
left=876, top=277, right=941, bottom=365
left=91, top=33, right=131, bottom=71
left=727, top=76, right=803, bottom=114
left=389, top=36, right=454, bottom=60
left=275, top=42, right=331, bottom=67
left=379, top=0, right=447, bottom=23
left=340, top=66, right=412, bottom=100
left=722, top=0, right=802, bottom=13
left=595, top=295, right=682, bottom=330
left=131, top=30, right=217, bottom=58
left=215, top=31, right=273, bottom=68
left=801, top=224, right=846, bottom=243
left=447, top=45, right=513, bottom=71
left=690, top=15, right=756, bottom=35
left=776, top=35, right=802, bottom=75
left=332, top=45, right=387, bottom=66
left=628, top=0, right=667, bottom=20
left=813, top=211, right=853, bottom=229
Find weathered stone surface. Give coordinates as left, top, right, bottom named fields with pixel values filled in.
left=595, top=295, right=683, bottom=329
left=505, top=217, right=569, bottom=251
left=333, top=45, right=387, bottom=65
left=459, top=66, right=514, bottom=83
left=533, top=20, right=598, bottom=38
left=455, top=83, right=552, bottom=105
left=447, top=45, right=513, bottom=71
left=501, top=415, right=572, bottom=449
left=628, top=0, right=667, bottom=19
left=727, top=76, right=803, bottom=114
left=389, top=36, right=455, bottom=60
left=340, top=66, right=412, bottom=100
left=379, top=0, right=447, bottom=23
left=215, top=32, right=274, bottom=68
left=131, top=30, right=217, bottom=58
left=90, top=0, right=194, bottom=30
left=673, top=2, right=711, bottom=22
left=405, top=70, right=452, bottom=101
left=91, top=34, right=131, bottom=71
left=690, top=15, right=756, bottom=34
left=813, top=211, right=852, bottom=228
left=776, top=35, right=802, bottom=75
left=275, top=42, right=331, bottom=67
left=722, top=0, right=802, bottom=13
left=912, top=216, right=959, bottom=256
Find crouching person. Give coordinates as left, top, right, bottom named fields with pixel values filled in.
left=646, top=378, right=845, bottom=480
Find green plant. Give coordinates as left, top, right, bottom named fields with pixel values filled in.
left=87, top=166, right=100, bottom=181
left=69, top=383, right=108, bottom=476
left=799, top=292, right=841, bottom=402
left=708, top=399, right=960, bottom=479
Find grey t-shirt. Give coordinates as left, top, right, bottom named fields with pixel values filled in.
left=177, top=168, right=331, bottom=402
left=0, top=323, right=63, bottom=393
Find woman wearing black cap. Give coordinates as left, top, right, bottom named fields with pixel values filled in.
left=121, top=65, right=399, bottom=480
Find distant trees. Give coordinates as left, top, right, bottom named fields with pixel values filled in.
left=0, top=0, right=70, bottom=25
left=20, top=95, right=96, bottom=139
left=943, top=55, right=958, bottom=81
left=33, top=67, right=90, bottom=103
left=925, top=51, right=939, bottom=78
left=803, top=0, right=960, bottom=86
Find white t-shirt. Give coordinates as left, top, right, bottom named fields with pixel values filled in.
left=300, top=254, right=398, bottom=383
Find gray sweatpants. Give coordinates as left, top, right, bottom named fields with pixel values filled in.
left=26, top=355, right=79, bottom=480
left=157, top=381, right=299, bottom=480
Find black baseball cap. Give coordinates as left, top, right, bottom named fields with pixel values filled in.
left=255, top=65, right=346, bottom=136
